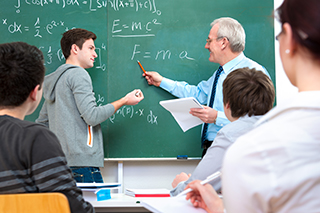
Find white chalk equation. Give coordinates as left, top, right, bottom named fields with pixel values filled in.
left=131, top=44, right=195, bottom=61
left=109, top=105, right=158, bottom=125
left=14, top=0, right=161, bottom=14
left=96, top=94, right=157, bottom=124
left=2, top=17, right=71, bottom=37
left=111, top=18, right=161, bottom=38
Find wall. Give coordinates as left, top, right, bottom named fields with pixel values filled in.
left=100, top=0, right=298, bottom=193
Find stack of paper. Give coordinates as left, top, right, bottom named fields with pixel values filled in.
left=159, top=97, right=204, bottom=132
left=125, top=188, right=171, bottom=197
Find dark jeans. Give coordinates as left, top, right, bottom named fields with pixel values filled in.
left=201, top=140, right=213, bottom=158
left=70, top=167, right=103, bottom=183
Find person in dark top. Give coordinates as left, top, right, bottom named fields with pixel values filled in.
left=0, top=42, right=94, bottom=213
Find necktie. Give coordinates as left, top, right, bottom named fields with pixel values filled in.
left=201, top=66, right=223, bottom=147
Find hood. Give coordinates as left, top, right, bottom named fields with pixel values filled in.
left=43, top=64, right=78, bottom=103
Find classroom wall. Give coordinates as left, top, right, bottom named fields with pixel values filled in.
left=99, top=0, right=298, bottom=192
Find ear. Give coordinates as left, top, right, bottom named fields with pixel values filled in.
left=29, top=85, right=41, bottom=101
left=70, top=44, right=79, bottom=55
left=225, top=102, right=230, bottom=109
left=220, top=37, right=229, bottom=50
left=282, top=23, right=297, bottom=55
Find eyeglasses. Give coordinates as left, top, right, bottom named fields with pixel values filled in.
left=275, top=31, right=282, bottom=41
left=206, top=36, right=229, bottom=44
left=276, top=29, right=308, bottom=41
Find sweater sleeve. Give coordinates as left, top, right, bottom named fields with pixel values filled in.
left=29, top=125, right=94, bottom=213
left=67, top=68, right=114, bottom=126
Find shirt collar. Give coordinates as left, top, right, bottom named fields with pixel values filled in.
left=255, top=91, right=320, bottom=126
left=222, top=52, right=245, bottom=75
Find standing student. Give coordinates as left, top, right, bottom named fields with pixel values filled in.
left=36, top=28, right=144, bottom=183
left=186, top=0, right=320, bottom=212
left=143, top=17, right=270, bottom=157
left=0, top=42, right=94, bottom=213
left=170, top=67, right=275, bottom=196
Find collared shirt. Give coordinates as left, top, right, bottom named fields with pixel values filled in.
left=222, top=91, right=320, bottom=213
left=170, top=114, right=262, bottom=196
left=160, top=52, right=270, bottom=141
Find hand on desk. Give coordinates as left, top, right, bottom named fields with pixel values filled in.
left=185, top=180, right=224, bottom=213
left=190, top=106, right=218, bottom=123
left=172, top=172, right=191, bottom=188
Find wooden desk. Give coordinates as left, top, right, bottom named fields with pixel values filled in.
left=88, top=193, right=151, bottom=213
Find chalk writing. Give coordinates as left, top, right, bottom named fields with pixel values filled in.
left=15, top=0, right=80, bottom=13
left=39, top=46, right=53, bottom=65
left=14, top=0, right=161, bottom=14
left=147, top=110, right=158, bottom=125
left=96, top=94, right=105, bottom=106
left=34, top=17, right=42, bottom=38
left=111, top=18, right=161, bottom=38
left=109, top=106, right=158, bottom=125
left=131, top=44, right=196, bottom=61
left=95, top=47, right=107, bottom=71
left=102, top=0, right=161, bottom=15
left=3, top=17, right=70, bottom=37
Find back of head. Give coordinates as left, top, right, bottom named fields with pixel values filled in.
left=211, top=17, right=246, bottom=53
left=223, top=67, right=275, bottom=117
left=0, top=42, right=45, bottom=108
left=60, top=28, right=97, bottom=59
left=276, top=0, right=320, bottom=61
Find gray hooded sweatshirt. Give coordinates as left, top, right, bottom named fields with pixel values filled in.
left=36, top=64, right=114, bottom=167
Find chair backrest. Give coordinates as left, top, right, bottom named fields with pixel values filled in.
left=0, top=193, right=71, bottom=213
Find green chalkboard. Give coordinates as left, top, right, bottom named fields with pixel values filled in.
left=0, top=0, right=275, bottom=158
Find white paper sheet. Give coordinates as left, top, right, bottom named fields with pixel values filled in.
left=141, top=196, right=207, bottom=213
left=160, top=97, right=204, bottom=132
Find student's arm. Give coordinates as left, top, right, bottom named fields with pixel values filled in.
left=172, top=172, right=190, bottom=188
left=111, top=89, right=144, bottom=113
left=171, top=130, right=232, bottom=196
left=68, top=68, right=143, bottom=126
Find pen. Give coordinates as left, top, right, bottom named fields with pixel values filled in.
left=137, top=60, right=146, bottom=73
left=175, top=171, right=221, bottom=197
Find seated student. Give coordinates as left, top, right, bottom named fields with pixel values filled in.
left=185, top=0, right=320, bottom=212
left=0, top=42, right=93, bottom=213
left=170, top=67, right=275, bottom=196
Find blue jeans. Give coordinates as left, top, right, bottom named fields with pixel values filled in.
left=70, top=167, right=103, bottom=183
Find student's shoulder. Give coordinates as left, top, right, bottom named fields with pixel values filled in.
left=62, top=64, right=88, bottom=76
left=21, top=120, right=56, bottom=138
left=63, top=65, right=92, bottom=82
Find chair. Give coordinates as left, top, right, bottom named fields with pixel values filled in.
left=0, top=193, right=71, bottom=213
